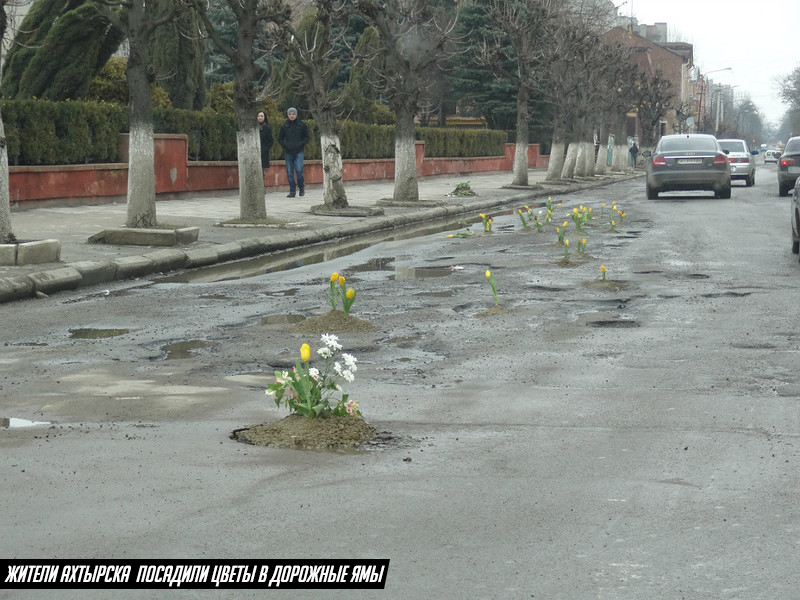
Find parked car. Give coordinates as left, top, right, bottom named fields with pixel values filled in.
left=778, top=136, right=800, bottom=196
left=718, top=138, right=756, bottom=186
left=643, top=134, right=731, bottom=199
left=792, top=178, right=800, bottom=257
left=765, top=150, right=781, bottom=163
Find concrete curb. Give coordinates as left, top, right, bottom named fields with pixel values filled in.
left=0, top=173, right=641, bottom=304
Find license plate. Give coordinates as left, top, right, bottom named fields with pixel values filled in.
left=790, top=166, right=800, bottom=174
left=677, top=159, right=702, bottom=165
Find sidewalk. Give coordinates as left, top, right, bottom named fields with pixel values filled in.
left=0, top=168, right=641, bottom=302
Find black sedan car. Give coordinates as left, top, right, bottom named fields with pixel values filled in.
left=644, top=134, right=731, bottom=199
left=778, top=136, right=800, bottom=196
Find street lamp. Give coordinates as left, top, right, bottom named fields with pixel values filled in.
left=696, top=67, right=732, bottom=132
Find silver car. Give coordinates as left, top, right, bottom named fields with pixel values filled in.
left=718, top=138, right=756, bottom=187
left=792, top=178, right=800, bottom=257
left=644, top=134, right=732, bottom=199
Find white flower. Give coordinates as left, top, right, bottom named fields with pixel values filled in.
left=335, top=384, right=342, bottom=391
left=308, top=367, right=320, bottom=379
left=320, top=333, right=342, bottom=350
left=275, top=371, right=292, bottom=385
left=333, top=362, right=343, bottom=376
left=341, top=369, right=355, bottom=383
left=265, top=388, right=276, bottom=398
left=342, top=353, right=358, bottom=371
left=317, top=347, right=332, bottom=359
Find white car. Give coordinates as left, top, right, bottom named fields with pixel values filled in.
left=765, top=150, right=781, bottom=164
left=718, top=139, right=756, bottom=187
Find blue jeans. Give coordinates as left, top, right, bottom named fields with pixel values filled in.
left=285, top=151, right=304, bottom=194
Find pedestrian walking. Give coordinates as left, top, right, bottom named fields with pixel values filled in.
left=257, top=111, right=273, bottom=177
left=629, top=142, right=639, bottom=167
left=278, top=107, right=310, bottom=198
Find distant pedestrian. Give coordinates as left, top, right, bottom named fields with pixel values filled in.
left=257, top=111, right=273, bottom=177
left=278, top=107, right=310, bottom=198
left=629, top=142, right=639, bottom=167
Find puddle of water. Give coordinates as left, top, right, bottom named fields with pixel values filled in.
left=259, top=314, right=306, bottom=325
left=349, top=257, right=396, bottom=272
left=69, top=328, right=131, bottom=339
left=2, top=417, right=51, bottom=428
left=263, top=288, right=299, bottom=297
left=158, top=207, right=545, bottom=285
left=577, top=311, right=639, bottom=328
left=390, top=266, right=453, bottom=280
left=160, top=340, right=214, bottom=359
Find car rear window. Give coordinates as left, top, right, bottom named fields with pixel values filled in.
left=785, top=139, right=800, bottom=152
left=719, top=141, right=746, bottom=153
left=659, top=137, right=718, bottom=152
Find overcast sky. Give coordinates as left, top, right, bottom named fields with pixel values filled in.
left=624, top=0, right=799, bottom=128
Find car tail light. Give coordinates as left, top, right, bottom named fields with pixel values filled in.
left=741, top=157, right=750, bottom=163
left=713, top=154, right=728, bottom=166
left=728, top=157, right=739, bottom=163
left=652, top=156, right=667, bottom=167
left=781, top=158, right=796, bottom=167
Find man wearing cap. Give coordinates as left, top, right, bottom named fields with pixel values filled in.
left=278, top=107, right=311, bottom=198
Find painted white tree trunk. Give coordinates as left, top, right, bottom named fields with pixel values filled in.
left=320, top=133, right=348, bottom=208
left=611, top=144, right=628, bottom=171
left=594, top=141, right=607, bottom=175
left=237, top=127, right=267, bottom=220
left=513, top=141, right=529, bottom=186
left=561, top=143, right=578, bottom=179
left=546, top=141, right=565, bottom=181
left=125, top=122, right=157, bottom=229
left=393, top=108, right=419, bottom=202
left=0, top=109, right=15, bottom=243
left=574, top=142, right=592, bottom=177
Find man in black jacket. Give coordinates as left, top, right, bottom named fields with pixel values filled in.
left=278, top=107, right=311, bottom=197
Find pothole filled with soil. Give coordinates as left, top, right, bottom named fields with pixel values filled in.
left=233, top=414, right=377, bottom=450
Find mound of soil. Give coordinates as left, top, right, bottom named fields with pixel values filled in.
left=290, top=309, right=377, bottom=334
left=233, top=414, right=377, bottom=450
left=474, top=305, right=515, bottom=318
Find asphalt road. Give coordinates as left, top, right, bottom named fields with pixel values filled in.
left=2, top=164, right=799, bottom=599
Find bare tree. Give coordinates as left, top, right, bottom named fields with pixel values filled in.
left=632, top=68, right=674, bottom=147
left=275, top=0, right=350, bottom=209
left=355, top=0, right=456, bottom=203
left=191, top=0, right=290, bottom=220
left=94, top=0, right=178, bottom=229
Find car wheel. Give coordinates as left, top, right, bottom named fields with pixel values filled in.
left=746, top=173, right=755, bottom=187
left=792, top=239, right=799, bottom=254
left=779, top=184, right=791, bottom=197
left=718, top=184, right=731, bottom=199
left=646, top=184, right=658, bottom=200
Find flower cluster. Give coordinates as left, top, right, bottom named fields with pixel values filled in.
left=326, top=272, right=357, bottom=314
left=479, top=213, right=493, bottom=232
left=266, top=334, right=360, bottom=419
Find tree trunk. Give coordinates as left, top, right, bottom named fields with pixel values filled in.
left=512, top=85, right=529, bottom=186
left=561, top=143, right=578, bottom=179
left=546, top=123, right=566, bottom=181
left=235, top=109, right=266, bottom=220
left=320, top=133, right=348, bottom=208
left=0, top=107, right=16, bottom=244
left=594, top=128, right=608, bottom=175
left=393, top=104, right=419, bottom=203
left=125, top=47, right=157, bottom=229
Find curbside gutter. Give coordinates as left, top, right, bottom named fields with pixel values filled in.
left=0, top=173, right=641, bottom=304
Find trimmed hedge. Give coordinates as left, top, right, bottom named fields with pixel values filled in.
left=0, top=99, right=507, bottom=165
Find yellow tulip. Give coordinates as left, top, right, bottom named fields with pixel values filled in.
left=563, top=221, right=569, bottom=228
left=346, top=288, right=355, bottom=299
left=330, top=272, right=338, bottom=282
left=485, top=269, right=491, bottom=279
left=338, top=276, right=345, bottom=286
left=564, top=239, right=569, bottom=246
left=573, top=208, right=578, bottom=214
left=300, top=344, right=310, bottom=362
left=582, top=238, right=587, bottom=245
left=600, top=265, right=606, bottom=273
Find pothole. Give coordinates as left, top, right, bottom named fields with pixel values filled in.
left=69, top=328, right=132, bottom=339
left=259, top=314, right=306, bottom=325
left=390, top=266, right=453, bottom=280
left=160, top=340, right=214, bottom=359
left=2, top=417, right=51, bottom=428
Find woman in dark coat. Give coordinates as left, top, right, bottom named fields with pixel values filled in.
left=257, top=111, right=273, bottom=174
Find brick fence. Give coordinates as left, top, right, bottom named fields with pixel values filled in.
left=8, top=134, right=549, bottom=208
